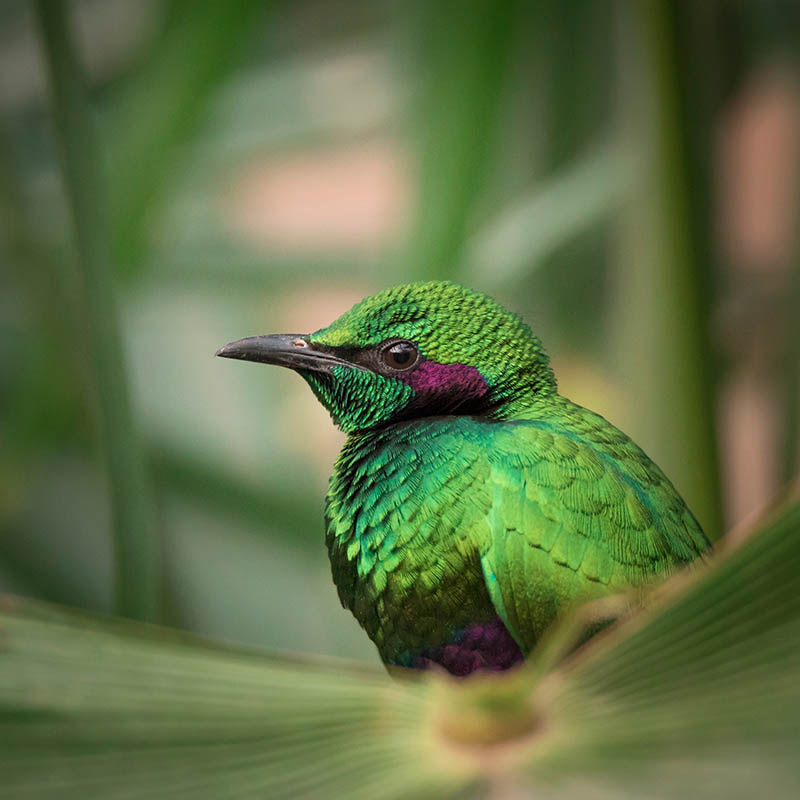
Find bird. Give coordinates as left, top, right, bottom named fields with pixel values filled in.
left=217, top=281, right=710, bottom=676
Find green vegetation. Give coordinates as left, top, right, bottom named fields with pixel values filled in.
left=2, top=492, right=799, bottom=796
left=1, top=0, right=799, bottom=795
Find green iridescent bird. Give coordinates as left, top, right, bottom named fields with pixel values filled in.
left=217, top=281, right=710, bottom=675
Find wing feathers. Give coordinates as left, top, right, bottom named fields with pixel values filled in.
left=478, top=408, right=710, bottom=652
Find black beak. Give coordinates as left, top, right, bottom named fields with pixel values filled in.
left=215, top=334, right=361, bottom=373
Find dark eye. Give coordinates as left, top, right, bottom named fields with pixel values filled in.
left=380, top=340, right=419, bottom=371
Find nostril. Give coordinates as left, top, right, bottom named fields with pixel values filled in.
left=292, top=338, right=309, bottom=348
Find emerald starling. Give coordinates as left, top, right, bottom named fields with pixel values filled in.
left=217, top=281, right=710, bottom=675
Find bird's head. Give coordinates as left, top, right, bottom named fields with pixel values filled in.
left=217, top=281, right=556, bottom=434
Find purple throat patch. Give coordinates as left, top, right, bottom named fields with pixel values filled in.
left=402, top=360, right=489, bottom=400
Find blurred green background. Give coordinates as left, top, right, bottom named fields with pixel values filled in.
left=1, top=0, right=798, bottom=667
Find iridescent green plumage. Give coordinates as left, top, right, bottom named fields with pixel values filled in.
left=218, top=281, right=710, bottom=674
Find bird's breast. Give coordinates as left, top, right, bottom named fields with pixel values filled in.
left=324, top=422, right=503, bottom=667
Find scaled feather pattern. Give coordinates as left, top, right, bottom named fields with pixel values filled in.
left=219, top=281, right=710, bottom=674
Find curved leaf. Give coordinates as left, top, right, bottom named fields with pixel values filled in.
left=1, top=491, right=798, bottom=798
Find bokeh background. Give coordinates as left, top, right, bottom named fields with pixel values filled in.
left=1, top=0, right=799, bottom=668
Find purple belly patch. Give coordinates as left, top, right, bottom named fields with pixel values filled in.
left=412, top=617, right=524, bottom=676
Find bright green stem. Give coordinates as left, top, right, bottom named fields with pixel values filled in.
left=612, top=1, right=723, bottom=539
left=407, top=0, right=519, bottom=278
left=35, top=1, right=160, bottom=621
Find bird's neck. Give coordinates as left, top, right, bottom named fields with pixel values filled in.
left=392, top=372, right=557, bottom=428
left=487, top=386, right=557, bottom=421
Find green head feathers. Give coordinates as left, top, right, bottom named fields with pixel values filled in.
left=217, top=281, right=556, bottom=433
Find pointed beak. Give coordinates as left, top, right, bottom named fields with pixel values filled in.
left=215, top=334, right=360, bottom=373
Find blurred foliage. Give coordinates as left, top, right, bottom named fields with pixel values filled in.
left=37, top=0, right=160, bottom=622
left=1, top=0, right=800, bottom=794
left=1, top=489, right=799, bottom=797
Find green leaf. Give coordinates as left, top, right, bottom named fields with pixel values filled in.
left=526, top=490, right=800, bottom=796
left=404, top=0, right=520, bottom=279
left=0, top=599, right=466, bottom=799
left=2, top=492, right=799, bottom=797
left=463, top=142, right=633, bottom=286
left=108, top=0, right=269, bottom=271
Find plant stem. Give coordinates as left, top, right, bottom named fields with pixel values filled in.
left=406, top=0, right=519, bottom=278
left=612, top=0, right=724, bottom=539
left=35, top=1, right=160, bottom=621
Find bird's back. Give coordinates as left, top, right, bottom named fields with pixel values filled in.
left=325, top=395, right=710, bottom=671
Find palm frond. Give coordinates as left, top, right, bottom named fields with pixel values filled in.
left=2, top=492, right=798, bottom=798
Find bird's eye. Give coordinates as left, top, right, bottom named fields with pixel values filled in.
left=380, top=340, right=419, bottom=371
